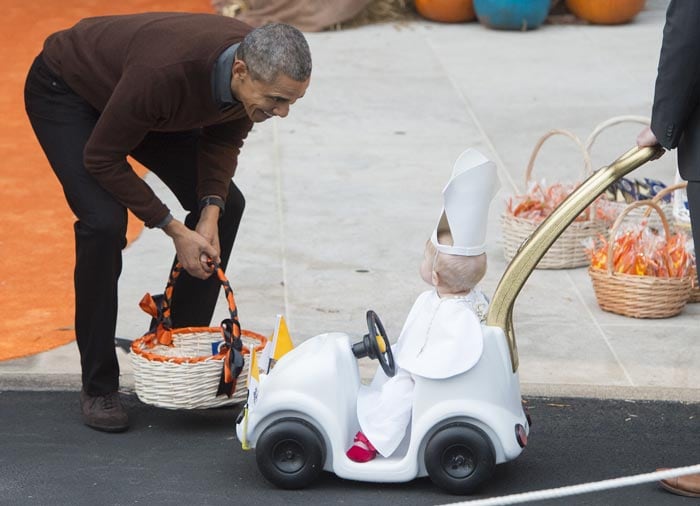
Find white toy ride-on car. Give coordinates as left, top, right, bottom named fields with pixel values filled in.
left=236, top=145, right=663, bottom=495
left=237, top=307, right=528, bottom=495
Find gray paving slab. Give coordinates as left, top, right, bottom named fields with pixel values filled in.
left=1, top=3, right=698, bottom=402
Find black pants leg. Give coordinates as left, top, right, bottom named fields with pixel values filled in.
left=168, top=182, right=244, bottom=327
left=130, top=133, right=245, bottom=328
left=24, top=55, right=125, bottom=396
left=686, top=181, right=700, bottom=280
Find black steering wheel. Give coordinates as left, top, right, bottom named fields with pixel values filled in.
left=351, top=310, right=396, bottom=377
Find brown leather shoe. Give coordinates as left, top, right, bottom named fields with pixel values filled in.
left=658, top=469, right=700, bottom=498
left=80, top=390, right=129, bottom=433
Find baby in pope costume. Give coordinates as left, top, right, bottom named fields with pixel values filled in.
left=346, top=148, right=499, bottom=463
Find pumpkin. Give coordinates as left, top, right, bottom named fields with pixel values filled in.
left=565, top=0, right=646, bottom=25
left=473, top=0, right=550, bottom=31
left=415, top=0, right=476, bottom=23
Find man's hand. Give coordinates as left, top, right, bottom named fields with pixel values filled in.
left=162, top=219, right=218, bottom=279
left=637, top=126, right=658, bottom=147
left=636, top=126, right=665, bottom=160
left=196, top=205, right=222, bottom=274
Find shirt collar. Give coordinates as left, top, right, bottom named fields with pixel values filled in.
left=212, top=43, right=240, bottom=112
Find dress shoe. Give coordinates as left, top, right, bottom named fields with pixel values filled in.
left=346, top=431, right=377, bottom=463
left=80, top=390, right=129, bottom=433
left=658, top=469, right=700, bottom=497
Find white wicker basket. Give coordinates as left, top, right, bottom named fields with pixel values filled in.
left=131, top=328, right=266, bottom=409
left=130, top=262, right=266, bottom=410
left=502, top=129, right=606, bottom=269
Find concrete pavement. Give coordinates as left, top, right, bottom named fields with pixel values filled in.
left=1, top=1, right=698, bottom=402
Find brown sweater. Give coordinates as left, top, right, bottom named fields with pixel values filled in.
left=42, top=12, right=254, bottom=227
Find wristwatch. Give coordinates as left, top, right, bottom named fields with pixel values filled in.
left=199, top=195, right=225, bottom=214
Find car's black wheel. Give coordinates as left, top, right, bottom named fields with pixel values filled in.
left=424, top=424, right=495, bottom=495
left=255, top=419, right=325, bottom=489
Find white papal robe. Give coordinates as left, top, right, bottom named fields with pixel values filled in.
left=356, top=289, right=488, bottom=457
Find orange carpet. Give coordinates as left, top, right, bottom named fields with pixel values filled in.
left=0, top=0, right=213, bottom=361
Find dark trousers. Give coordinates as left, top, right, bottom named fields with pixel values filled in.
left=24, top=54, right=245, bottom=396
left=687, top=181, right=700, bottom=280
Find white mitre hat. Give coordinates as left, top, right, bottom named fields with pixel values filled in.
left=431, top=148, right=499, bottom=256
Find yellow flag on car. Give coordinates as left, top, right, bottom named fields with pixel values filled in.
left=272, top=315, right=294, bottom=360
left=261, top=314, right=294, bottom=373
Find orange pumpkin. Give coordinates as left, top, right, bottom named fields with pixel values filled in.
left=565, top=0, right=645, bottom=25
left=415, top=0, right=476, bottom=23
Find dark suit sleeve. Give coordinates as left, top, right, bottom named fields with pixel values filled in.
left=650, top=0, right=700, bottom=149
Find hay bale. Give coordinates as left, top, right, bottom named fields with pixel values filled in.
left=213, top=0, right=417, bottom=30
left=334, top=0, right=417, bottom=30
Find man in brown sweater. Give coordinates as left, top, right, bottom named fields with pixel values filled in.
left=24, top=12, right=311, bottom=432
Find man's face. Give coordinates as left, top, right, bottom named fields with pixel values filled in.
left=231, top=60, right=309, bottom=123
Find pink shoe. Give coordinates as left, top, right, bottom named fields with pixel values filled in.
left=346, top=431, right=377, bottom=463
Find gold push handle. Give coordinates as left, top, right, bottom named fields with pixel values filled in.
left=487, top=145, right=665, bottom=372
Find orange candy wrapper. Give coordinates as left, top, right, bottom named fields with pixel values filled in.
left=507, top=180, right=610, bottom=222
left=585, top=225, right=694, bottom=278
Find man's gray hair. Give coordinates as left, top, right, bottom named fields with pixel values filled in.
left=237, top=23, right=312, bottom=83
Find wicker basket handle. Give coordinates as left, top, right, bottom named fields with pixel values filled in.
left=606, top=200, right=671, bottom=274
left=140, top=261, right=241, bottom=347
left=585, top=115, right=650, bottom=154
left=167, top=261, right=239, bottom=331
left=640, top=181, right=688, bottom=218
left=524, top=129, right=592, bottom=187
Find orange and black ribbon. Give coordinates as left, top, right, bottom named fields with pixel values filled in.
left=214, top=263, right=245, bottom=397
left=138, top=263, right=182, bottom=346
